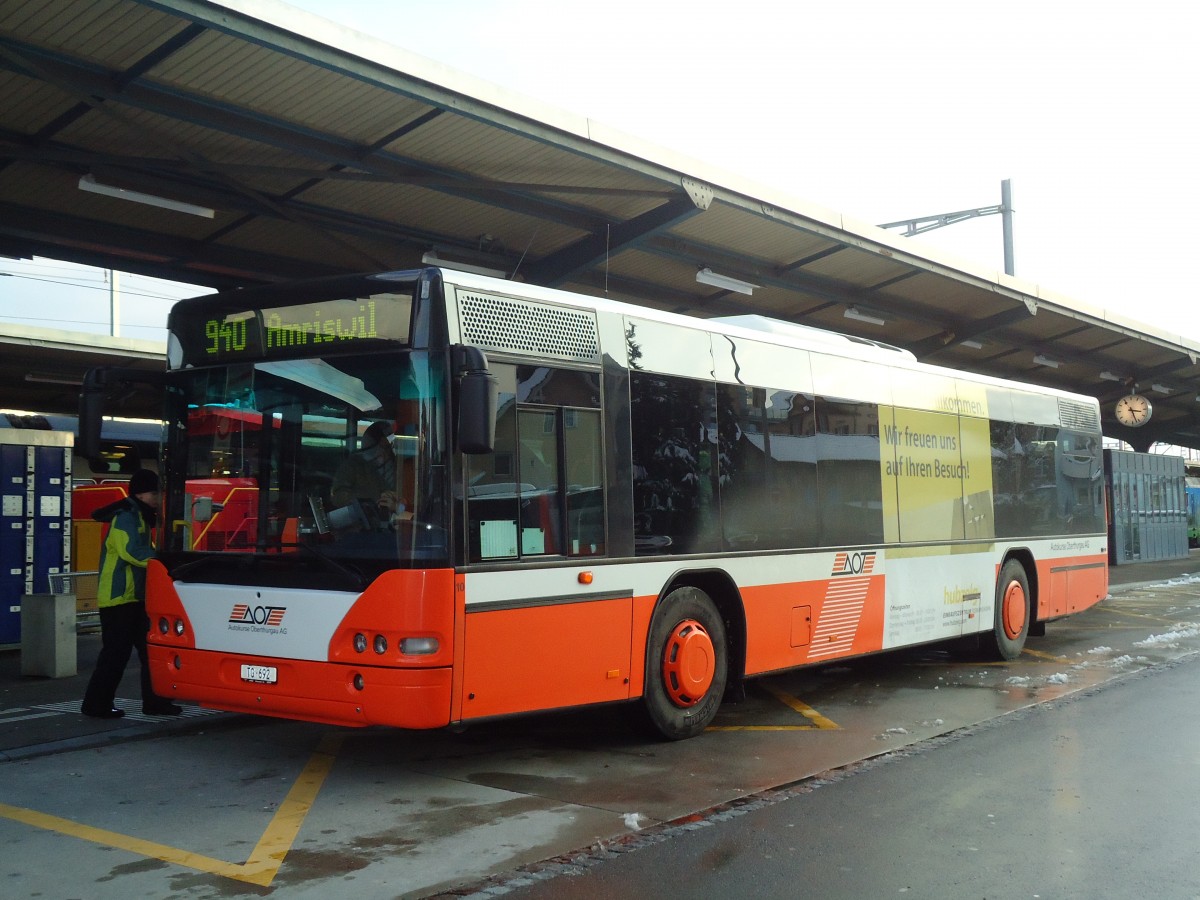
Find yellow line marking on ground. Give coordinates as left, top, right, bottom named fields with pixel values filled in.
left=0, top=732, right=343, bottom=887
left=763, top=684, right=840, bottom=729
left=707, top=683, right=839, bottom=731
left=707, top=725, right=823, bottom=731
left=760, top=686, right=839, bottom=729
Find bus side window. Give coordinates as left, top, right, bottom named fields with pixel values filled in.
left=466, top=365, right=520, bottom=560
left=564, top=408, right=604, bottom=556
left=817, top=396, right=884, bottom=546
left=516, top=409, right=559, bottom=555
left=630, top=372, right=719, bottom=555
left=465, top=365, right=606, bottom=561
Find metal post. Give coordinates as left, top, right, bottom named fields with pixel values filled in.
left=108, top=269, right=120, bottom=337
left=1001, top=179, right=1015, bottom=276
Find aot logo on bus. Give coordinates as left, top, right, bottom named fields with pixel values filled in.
left=831, top=551, right=877, bottom=577
left=228, top=603, right=286, bottom=627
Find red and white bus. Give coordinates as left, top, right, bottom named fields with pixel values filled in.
left=85, top=267, right=1108, bottom=739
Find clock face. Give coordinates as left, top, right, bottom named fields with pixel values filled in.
left=1114, top=393, right=1152, bottom=427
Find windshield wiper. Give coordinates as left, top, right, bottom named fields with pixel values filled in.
left=288, top=542, right=367, bottom=591
left=169, top=546, right=365, bottom=591
left=170, top=553, right=234, bottom=582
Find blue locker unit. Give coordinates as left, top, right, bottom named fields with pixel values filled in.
left=0, top=428, right=72, bottom=646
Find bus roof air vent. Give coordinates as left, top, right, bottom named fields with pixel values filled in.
left=458, top=292, right=600, bottom=364
left=1058, top=398, right=1100, bottom=430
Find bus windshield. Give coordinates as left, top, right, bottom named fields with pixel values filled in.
left=160, top=350, right=449, bottom=584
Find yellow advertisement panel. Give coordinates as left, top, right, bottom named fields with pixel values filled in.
left=878, top=380, right=995, bottom=544
left=958, top=415, right=995, bottom=538
left=885, top=409, right=966, bottom=542
left=880, top=405, right=899, bottom=543
left=954, top=380, right=995, bottom=540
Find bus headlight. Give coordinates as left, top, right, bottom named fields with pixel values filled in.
left=174, top=618, right=185, bottom=636
left=400, top=637, right=439, bottom=655
left=373, top=634, right=388, bottom=654
left=158, top=617, right=169, bottom=635
left=353, top=632, right=367, bottom=653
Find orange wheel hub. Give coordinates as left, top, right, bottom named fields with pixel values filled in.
left=662, top=618, right=715, bottom=708
left=1001, top=580, right=1027, bottom=640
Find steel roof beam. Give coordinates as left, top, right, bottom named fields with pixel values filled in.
left=0, top=37, right=614, bottom=233
left=637, top=235, right=960, bottom=336
left=524, top=195, right=706, bottom=287
left=0, top=202, right=344, bottom=284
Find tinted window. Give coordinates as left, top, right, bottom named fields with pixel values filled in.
left=465, top=365, right=606, bottom=561
left=718, top=385, right=818, bottom=549
left=631, top=372, right=718, bottom=555
left=990, top=423, right=1104, bottom=537
left=817, top=397, right=884, bottom=546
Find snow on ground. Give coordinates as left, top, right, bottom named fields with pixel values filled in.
left=1004, top=672, right=1072, bottom=688
left=1107, top=654, right=1150, bottom=667
left=1133, top=623, right=1200, bottom=648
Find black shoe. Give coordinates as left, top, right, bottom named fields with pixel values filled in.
left=82, top=706, right=126, bottom=719
left=142, top=702, right=183, bottom=716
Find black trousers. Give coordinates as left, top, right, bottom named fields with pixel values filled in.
left=82, top=600, right=162, bottom=712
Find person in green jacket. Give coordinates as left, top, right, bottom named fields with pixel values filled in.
left=81, top=469, right=181, bottom=718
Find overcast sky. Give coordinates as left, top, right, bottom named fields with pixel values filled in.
left=2, top=0, right=1195, bottom=343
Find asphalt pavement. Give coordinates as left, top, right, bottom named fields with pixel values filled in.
left=2, top=551, right=1198, bottom=762
left=0, top=622, right=232, bottom=762
left=498, top=629, right=1200, bottom=900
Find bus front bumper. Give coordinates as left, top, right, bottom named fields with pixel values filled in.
left=148, top=644, right=453, bottom=728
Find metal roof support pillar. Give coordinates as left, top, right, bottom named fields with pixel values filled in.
left=1001, top=179, right=1014, bottom=277
left=108, top=269, right=120, bottom=337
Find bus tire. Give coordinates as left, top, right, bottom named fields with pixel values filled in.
left=987, top=559, right=1031, bottom=661
left=642, top=586, right=727, bottom=741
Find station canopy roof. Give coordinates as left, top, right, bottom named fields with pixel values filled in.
left=2, top=0, right=1199, bottom=450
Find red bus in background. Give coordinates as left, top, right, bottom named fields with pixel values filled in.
left=181, top=408, right=307, bottom=552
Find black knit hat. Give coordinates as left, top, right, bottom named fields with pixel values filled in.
left=128, top=469, right=159, bottom=496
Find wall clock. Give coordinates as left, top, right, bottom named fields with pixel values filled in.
left=1114, top=393, right=1152, bottom=427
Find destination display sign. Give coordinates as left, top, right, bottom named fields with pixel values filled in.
left=169, top=293, right=413, bottom=368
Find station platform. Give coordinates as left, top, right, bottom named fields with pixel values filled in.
left=2, top=550, right=1199, bottom=762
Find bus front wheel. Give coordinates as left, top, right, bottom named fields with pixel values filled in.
left=642, top=586, right=727, bottom=741
left=986, top=560, right=1031, bottom=661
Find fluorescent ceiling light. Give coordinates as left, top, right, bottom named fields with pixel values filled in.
left=25, top=373, right=83, bottom=386
left=696, top=267, right=756, bottom=295
left=78, top=174, right=215, bottom=218
left=1099, top=371, right=1123, bottom=382
left=1152, top=383, right=1173, bottom=394
left=421, top=251, right=506, bottom=279
left=844, top=306, right=886, bottom=326
left=1032, top=354, right=1060, bottom=369
left=959, top=339, right=984, bottom=350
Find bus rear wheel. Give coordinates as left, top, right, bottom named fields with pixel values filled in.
left=642, top=587, right=727, bottom=741
left=986, top=559, right=1031, bottom=661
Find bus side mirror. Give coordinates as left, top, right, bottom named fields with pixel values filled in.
left=78, top=368, right=108, bottom=460
left=79, top=365, right=166, bottom=460
left=192, top=495, right=214, bottom=522
left=453, top=346, right=497, bottom=455
left=458, top=370, right=497, bottom=454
